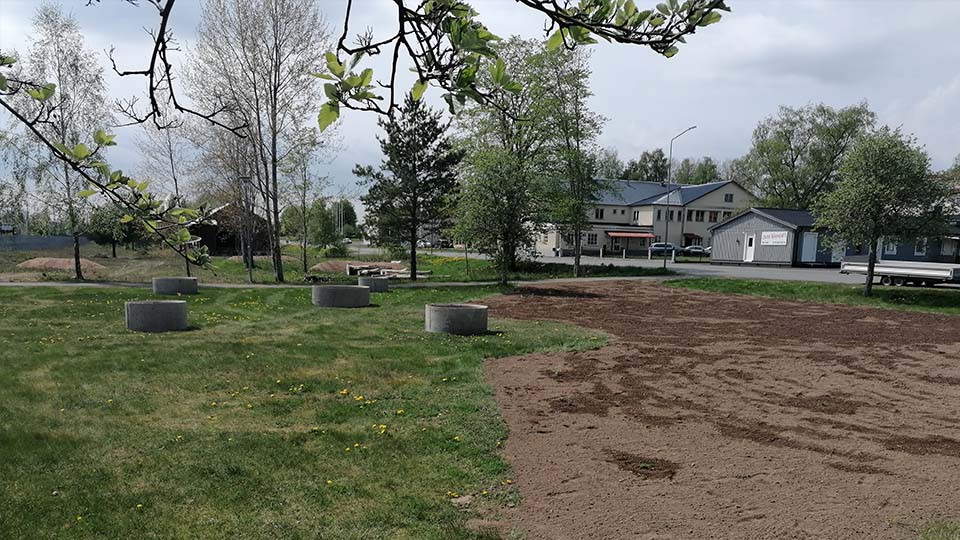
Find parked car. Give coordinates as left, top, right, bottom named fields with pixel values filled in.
left=649, top=242, right=678, bottom=255
left=416, top=239, right=433, bottom=248
left=435, top=238, right=453, bottom=248
left=683, top=245, right=710, bottom=256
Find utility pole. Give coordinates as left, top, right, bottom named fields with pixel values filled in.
left=663, top=125, right=697, bottom=269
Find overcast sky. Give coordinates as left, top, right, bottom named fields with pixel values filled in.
left=3, top=0, right=960, bottom=203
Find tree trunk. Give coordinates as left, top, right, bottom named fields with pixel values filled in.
left=72, top=230, right=83, bottom=281
left=865, top=241, right=877, bottom=297
left=111, top=242, right=117, bottom=258
left=410, top=227, right=418, bottom=282
left=573, top=229, right=582, bottom=278
left=302, top=233, right=308, bottom=275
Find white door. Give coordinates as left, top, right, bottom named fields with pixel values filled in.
left=801, top=232, right=819, bottom=263
left=744, top=234, right=756, bottom=262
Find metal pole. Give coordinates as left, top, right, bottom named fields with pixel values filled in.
left=663, top=125, right=697, bottom=269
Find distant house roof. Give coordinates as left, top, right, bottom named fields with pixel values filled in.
left=595, top=179, right=741, bottom=207
left=594, top=180, right=671, bottom=206
left=634, top=181, right=735, bottom=206
left=709, top=207, right=816, bottom=231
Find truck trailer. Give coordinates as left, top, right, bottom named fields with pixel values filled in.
left=840, top=259, right=960, bottom=286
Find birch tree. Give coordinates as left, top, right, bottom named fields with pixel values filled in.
left=12, top=6, right=112, bottom=280
left=190, top=0, right=332, bottom=282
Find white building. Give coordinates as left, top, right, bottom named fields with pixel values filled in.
left=536, top=179, right=755, bottom=257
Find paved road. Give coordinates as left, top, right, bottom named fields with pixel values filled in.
left=352, top=243, right=867, bottom=285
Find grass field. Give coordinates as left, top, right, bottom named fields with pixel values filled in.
left=0, top=244, right=671, bottom=285
left=921, top=523, right=960, bottom=540
left=667, top=278, right=960, bottom=316
left=0, top=285, right=604, bottom=539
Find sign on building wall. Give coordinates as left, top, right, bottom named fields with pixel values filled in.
left=760, top=231, right=788, bottom=246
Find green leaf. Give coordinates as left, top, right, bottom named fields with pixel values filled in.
left=119, top=214, right=135, bottom=224
left=93, top=129, right=116, bottom=146
left=546, top=28, right=565, bottom=51
left=77, top=189, right=98, bottom=198
left=663, top=46, right=679, bottom=58
left=0, top=55, right=15, bottom=66
left=318, top=102, right=339, bottom=131
left=52, top=142, right=72, bottom=157
left=411, top=79, right=428, bottom=101
left=324, top=83, right=339, bottom=101
left=73, top=143, right=91, bottom=160
left=359, top=68, right=374, bottom=87
left=656, top=3, right=670, bottom=15
left=502, top=80, right=522, bottom=93
left=0, top=74, right=6, bottom=91
left=489, top=58, right=507, bottom=84
left=698, top=11, right=722, bottom=26
left=310, top=72, right=337, bottom=80
left=324, top=52, right=345, bottom=78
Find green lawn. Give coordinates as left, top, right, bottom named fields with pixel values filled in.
left=0, top=285, right=604, bottom=539
left=0, top=245, right=671, bottom=285
left=667, top=278, right=960, bottom=316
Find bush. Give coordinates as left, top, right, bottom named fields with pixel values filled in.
left=324, top=242, right=349, bottom=258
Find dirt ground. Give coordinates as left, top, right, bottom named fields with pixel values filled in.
left=482, top=281, right=960, bottom=540
left=15, top=257, right=105, bottom=272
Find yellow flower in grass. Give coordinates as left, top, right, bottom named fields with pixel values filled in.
left=339, top=389, right=349, bottom=395
left=396, top=409, right=405, bottom=415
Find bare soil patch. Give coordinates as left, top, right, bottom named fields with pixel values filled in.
left=309, top=260, right=404, bottom=273
left=15, top=257, right=105, bottom=272
left=484, top=281, right=960, bottom=539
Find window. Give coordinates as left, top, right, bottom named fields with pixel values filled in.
left=722, top=211, right=732, bottom=219
left=695, top=210, right=705, bottom=222
left=632, top=210, right=639, bottom=221
left=621, top=209, right=626, bottom=215
left=586, top=233, right=598, bottom=246
left=594, top=208, right=605, bottom=220
left=708, top=211, right=719, bottom=223
left=687, top=210, right=694, bottom=221
left=657, top=209, right=662, bottom=221
left=915, top=239, right=927, bottom=256
left=884, top=242, right=897, bottom=255
left=724, top=193, right=734, bottom=203
left=668, top=210, right=675, bottom=222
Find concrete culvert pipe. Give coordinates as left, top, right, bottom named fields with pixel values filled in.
left=125, top=300, right=189, bottom=333
left=152, top=277, right=199, bottom=295
left=312, top=285, right=371, bottom=308
left=424, top=303, right=489, bottom=335
left=357, top=276, right=390, bottom=292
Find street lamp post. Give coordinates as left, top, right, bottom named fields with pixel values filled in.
left=662, top=125, right=697, bottom=269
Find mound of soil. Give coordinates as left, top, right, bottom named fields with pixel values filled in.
left=309, top=260, right=405, bottom=273
left=16, top=257, right=106, bottom=272
left=226, top=255, right=298, bottom=264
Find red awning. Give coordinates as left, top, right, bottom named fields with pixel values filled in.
left=606, top=231, right=655, bottom=239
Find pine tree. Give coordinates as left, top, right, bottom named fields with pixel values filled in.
left=355, top=96, right=463, bottom=280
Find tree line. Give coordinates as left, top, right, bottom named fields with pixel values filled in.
left=1, top=1, right=351, bottom=281
left=357, top=37, right=612, bottom=282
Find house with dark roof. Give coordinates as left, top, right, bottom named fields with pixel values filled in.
left=708, top=208, right=842, bottom=266
left=535, top=179, right=755, bottom=257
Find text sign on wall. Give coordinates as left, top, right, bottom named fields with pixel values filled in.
left=760, top=231, right=788, bottom=246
